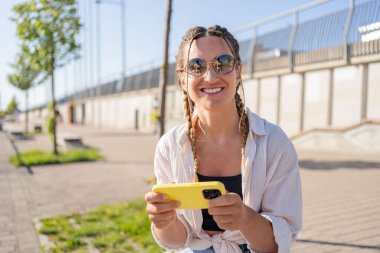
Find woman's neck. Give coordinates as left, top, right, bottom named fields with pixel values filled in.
left=196, top=105, right=241, bottom=141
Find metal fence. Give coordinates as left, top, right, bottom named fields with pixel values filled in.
left=69, top=0, right=380, bottom=102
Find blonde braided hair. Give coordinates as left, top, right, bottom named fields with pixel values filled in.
left=176, top=25, right=249, bottom=181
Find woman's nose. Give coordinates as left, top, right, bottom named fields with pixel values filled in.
left=203, top=63, right=218, bottom=82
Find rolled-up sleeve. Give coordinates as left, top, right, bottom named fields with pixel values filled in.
left=150, top=134, right=193, bottom=250
left=151, top=212, right=193, bottom=250
left=258, top=131, right=302, bottom=253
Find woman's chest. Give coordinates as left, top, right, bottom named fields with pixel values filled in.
left=196, top=139, right=242, bottom=176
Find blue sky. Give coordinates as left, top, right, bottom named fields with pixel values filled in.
left=0, top=0, right=348, bottom=111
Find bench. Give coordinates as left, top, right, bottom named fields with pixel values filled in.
left=10, top=131, right=26, bottom=140
left=34, top=124, right=43, bottom=133
left=57, top=133, right=85, bottom=151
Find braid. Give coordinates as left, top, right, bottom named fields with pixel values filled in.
left=177, top=28, right=204, bottom=181
left=235, top=88, right=249, bottom=148
left=235, top=83, right=249, bottom=177
left=183, top=90, right=199, bottom=181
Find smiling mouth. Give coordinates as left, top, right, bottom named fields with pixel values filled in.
left=201, top=87, right=224, bottom=94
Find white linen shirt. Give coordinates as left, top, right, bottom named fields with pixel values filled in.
left=151, top=109, right=302, bottom=253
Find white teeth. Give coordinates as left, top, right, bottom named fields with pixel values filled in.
left=202, top=87, right=222, bottom=94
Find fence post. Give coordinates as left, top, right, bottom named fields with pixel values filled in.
left=288, top=12, right=299, bottom=71
left=299, top=72, right=305, bottom=132
left=248, top=27, right=258, bottom=78
left=343, top=0, right=355, bottom=63
left=361, top=63, right=369, bottom=120
left=327, top=68, right=334, bottom=126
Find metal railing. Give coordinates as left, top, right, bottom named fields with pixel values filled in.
left=68, top=0, right=380, bottom=102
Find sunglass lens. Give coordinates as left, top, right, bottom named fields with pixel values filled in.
left=214, top=55, right=235, bottom=74
left=188, top=58, right=206, bottom=77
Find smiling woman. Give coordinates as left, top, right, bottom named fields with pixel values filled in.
left=145, top=25, right=302, bottom=253
left=179, top=36, right=241, bottom=116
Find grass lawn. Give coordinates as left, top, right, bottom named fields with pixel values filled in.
left=38, top=198, right=163, bottom=253
left=9, top=148, right=103, bottom=167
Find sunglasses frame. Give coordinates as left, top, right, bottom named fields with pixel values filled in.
left=179, top=54, right=239, bottom=78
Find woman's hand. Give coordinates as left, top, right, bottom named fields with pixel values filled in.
left=145, top=191, right=180, bottom=230
left=207, top=192, right=249, bottom=231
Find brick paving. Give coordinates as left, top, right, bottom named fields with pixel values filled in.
left=293, top=167, right=380, bottom=253
left=0, top=124, right=379, bottom=252
left=0, top=132, right=39, bottom=253
left=0, top=124, right=155, bottom=253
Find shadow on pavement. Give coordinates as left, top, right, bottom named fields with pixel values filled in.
left=86, top=132, right=155, bottom=137
left=104, top=161, right=153, bottom=166
left=5, top=133, right=34, bottom=175
left=296, top=239, right=380, bottom=250
left=299, top=160, right=380, bottom=170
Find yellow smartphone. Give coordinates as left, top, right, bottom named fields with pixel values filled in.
left=152, top=181, right=226, bottom=209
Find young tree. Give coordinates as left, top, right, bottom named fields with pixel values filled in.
left=158, top=0, right=172, bottom=137
left=5, top=96, right=19, bottom=115
left=8, top=47, right=39, bottom=134
left=12, top=0, right=81, bottom=154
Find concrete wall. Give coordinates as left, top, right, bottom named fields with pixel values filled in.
left=86, top=92, right=159, bottom=131
left=279, top=74, right=303, bottom=136
left=332, top=66, right=362, bottom=128
left=20, top=62, right=380, bottom=136
left=242, top=79, right=259, bottom=114
left=259, top=77, right=278, bottom=124
left=368, top=62, right=380, bottom=119
left=303, top=70, right=329, bottom=131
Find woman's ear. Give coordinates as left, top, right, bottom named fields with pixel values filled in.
left=178, top=71, right=187, bottom=91
left=236, top=63, right=242, bottom=83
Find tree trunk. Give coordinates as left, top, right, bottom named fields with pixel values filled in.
left=25, top=91, right=29, bottom=134
left=158, top=0, right=172, bottom=137
left=51, top=69, right=58, bottom=155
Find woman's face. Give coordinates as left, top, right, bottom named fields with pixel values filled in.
left=180, top=36, right=241, bottom=112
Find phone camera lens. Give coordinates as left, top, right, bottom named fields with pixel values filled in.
left=202, top=189, right=221, bottom=199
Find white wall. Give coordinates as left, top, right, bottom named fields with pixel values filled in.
left=242, top=79, right=259, bottom=114
left=332, top=66, right=361, bottom=128
left=280, top=74, right=303, bottom=136
left=303, top=70, right=329, bottom=130
left=20, top=63, right=380, bottom=136
left=259, top=77, right=278, bottom=124
left=368, top=62, right=380, bottom=119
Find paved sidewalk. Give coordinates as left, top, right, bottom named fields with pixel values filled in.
left=293, top=158, right=380, bottom=253
left=0, top=124, right=379, bottom=253
left=0, top=132, right=40, bottom=253
left=0, top=125, right=156, bottom=253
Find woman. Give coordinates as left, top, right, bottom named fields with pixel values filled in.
left=145, top=25, right=302, bottom=253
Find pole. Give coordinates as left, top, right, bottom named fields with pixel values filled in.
left=82, top=0, right=88, bottom=94
left=158, top=0, right=172, bottom=137
left=96, top=0, right=101, bottom=96
left=121, top=0, right=126, bottom=84
left=89, top=0, right=94, bottom=91
left=95, top=0, right=102, bottom=127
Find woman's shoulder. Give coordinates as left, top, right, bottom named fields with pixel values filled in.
left=157, top=123, right=187, bottom=149
left=247, top=109, right=291, bottom=145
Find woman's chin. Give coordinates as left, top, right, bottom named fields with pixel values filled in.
left=198, top=100, right=229, bottom=112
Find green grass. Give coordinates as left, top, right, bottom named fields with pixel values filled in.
left=9, top=148, right=103, bottom=167
left=38, top=198, right=163, bottom=253
left=23, top=131, right=38, bottom=138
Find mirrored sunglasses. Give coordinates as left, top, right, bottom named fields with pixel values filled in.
left=184, top=54, right=238, bottom=78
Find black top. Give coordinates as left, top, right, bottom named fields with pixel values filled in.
left=197, top=173, right=243, bottom=232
